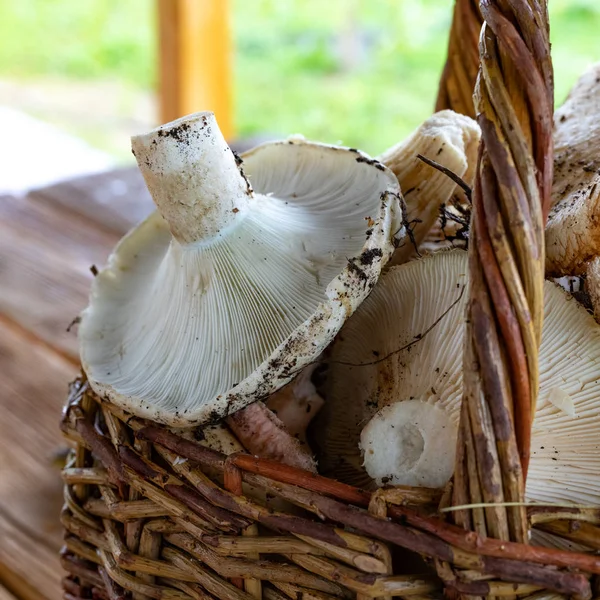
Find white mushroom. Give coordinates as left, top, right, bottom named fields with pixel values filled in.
left=315, top=250, right=600, bottom=512
left=553, top=64, right=600, bottom=164
left=187, top=405, right=315, bottom=473
left=186, top=422, right=305, bottom=513
left=223, top=364, right=325, bottom=472
left=587, top=256, right=600, bottom=324
left=378, top=110, right=480, bottom=265
left=314, top=250, right=466, bottom=489
left=79, top=112, right=402, bottom=426
left=265, top=364, right=324, bottom=442
left=547, top=63, right=600, bottom=275
left=195, top=423, right=245, bottom=456
left=360, top=400, right=458, bottom=489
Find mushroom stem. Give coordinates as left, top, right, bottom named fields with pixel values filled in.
left=131, top=111, right=252, bottom=245
left=226, top=402, right=317, bottom=473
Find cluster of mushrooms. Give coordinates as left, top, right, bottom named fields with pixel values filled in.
left=80, top=64, right=600, bottom=542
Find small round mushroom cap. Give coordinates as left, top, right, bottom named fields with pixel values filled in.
left=316, top=250, right=600, bottom=506
left=79, top=112, right=401, bottom=426
left=360, top=400, right=458, bottom=488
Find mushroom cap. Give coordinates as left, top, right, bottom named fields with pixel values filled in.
left=378, top=110, right=480, bottom=265
left=587, top=256, right=600, bottom=324
left=80, top=112, right=401, bottom=426
left=553, top=63, right=600, bottom=157
left=315, top=250, right=467, bottom=488
left=547, top=63, right=600, bottom=275
left=316, top=250, right=600, bottom=508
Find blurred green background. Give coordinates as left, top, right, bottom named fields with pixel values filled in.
left=0, top=0, right=598, bottom=160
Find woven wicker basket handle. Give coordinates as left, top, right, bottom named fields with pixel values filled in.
left=435, top=0, right=482, bottom=117
left=451, top=0, right=554, bottom=543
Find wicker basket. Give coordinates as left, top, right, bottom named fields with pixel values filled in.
left=60, top=1, right=600, bottom=599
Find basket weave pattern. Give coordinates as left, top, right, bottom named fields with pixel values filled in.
left=60, top=1, right=600, bottom=598
left=61, top=379, right=600, bottom=599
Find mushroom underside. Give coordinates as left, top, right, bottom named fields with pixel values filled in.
left=80, top=113, right=401, bottom=426
left=314, top=250, right=600, bottom=513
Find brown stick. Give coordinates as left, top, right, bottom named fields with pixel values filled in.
left=64, top=385, right=598, bottom=597
left=117, top=445, right=251, bottom=532
left=138, top=425, right=371, bottom=506
left=135, top=418, right=600, bottom=575
left=476, top=161, right=531, bottom=474
left=136, top=425, right=225, bottom=470
left=223, top=460, right=249, bottom=591
left=388, top=503, right=600, bottom=575
left=98, top=566, right=128, bottom=600
left=123, top=438, right=348, bottom=547
left=232, top=454, right=371, bottom=507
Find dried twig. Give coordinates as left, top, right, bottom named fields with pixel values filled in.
left=416, top=154, right=472, bottom=201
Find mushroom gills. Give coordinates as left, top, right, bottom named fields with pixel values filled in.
left=79, top=111, right=401, bottom=426
left=314, top=249, right=466, bottom=490
left=315, top=250, right=600, bottom=516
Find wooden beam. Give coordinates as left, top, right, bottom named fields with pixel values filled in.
left=157, top=0, right=233, bottom=138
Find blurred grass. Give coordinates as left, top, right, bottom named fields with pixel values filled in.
left=0, top=0, right=599, bottom=156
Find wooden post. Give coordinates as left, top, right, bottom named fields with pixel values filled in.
left=157, top=0, right=233, bottom=139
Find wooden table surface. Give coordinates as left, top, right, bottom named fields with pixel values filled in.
left=0, top=168, right=154, bottom=600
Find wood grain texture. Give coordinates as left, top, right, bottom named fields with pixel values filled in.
left=28, top=167, right=153, bottom=237
left=0, top=517, right=61, bottom=600
left=0, top=194, right=119, bottom=359
left=0, top=320, right=77, bottom=600
left=0, top=172, right=151, bottom=597
left=0, top=173, right=151, bottom=597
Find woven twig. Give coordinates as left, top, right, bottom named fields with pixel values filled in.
left=451, top=0, right=554, bottom=551
left=435, top=0, right=482, bottom=117
left=59, top=378, right=600, bottom=599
